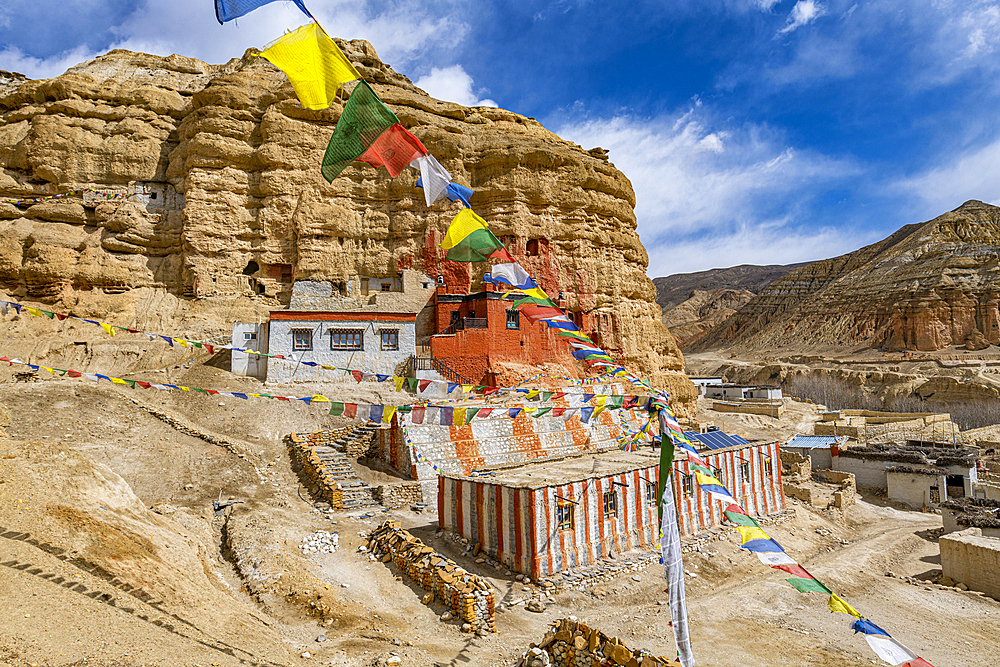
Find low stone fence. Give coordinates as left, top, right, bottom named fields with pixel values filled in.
left=367, top=520, right=495, bottom=633
left=288, top=427, right=375, bottom=458
left=516, top=617, right=674, bottom=667
left=374, top=483, right=422, bottom=509
left=711, top=400, right=784, bottom=416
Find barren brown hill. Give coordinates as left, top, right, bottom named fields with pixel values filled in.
left=662, top=288, right=755, bottom=348
left=653, top=262, right=811, bottom=312
left=0, top=46, right=693, bottom=409
left=690, top=200, right=1000, bottom=353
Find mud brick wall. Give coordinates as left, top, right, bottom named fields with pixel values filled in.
left=517, top=617, right=674, bottom=667
left=941, top=527, right=1000, bottom=598
left=285, top=431, right=348, bottom=509
left=367, top=520, right=495, bottom=633
left=374, top=483, right=422, bottom=509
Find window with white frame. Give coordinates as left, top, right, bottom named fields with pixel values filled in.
left=556, top=502, right=574, bottom=530
left=741, top=461, right=751, bottom=483
left=646, top=483, right=658, bottom=505
left=292, top=328, right=312, bottom=351
left=380, top=329, right=399, bottom=351
left=682, top=474, right=694, bottom=497
left=330, top=329, right=363, bottom=351
left=603, top=490, right=617, bottom=518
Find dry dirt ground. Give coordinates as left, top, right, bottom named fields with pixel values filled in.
left=0, top=345, right=997, bottom=665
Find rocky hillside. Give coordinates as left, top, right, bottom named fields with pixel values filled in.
left=690, top=201, right=1000, bottom=353
left=653, top=262, right=811, bottom=312
left=662, top=288, right=755, bottom=348
left=0, top=46, right=695, bottom=411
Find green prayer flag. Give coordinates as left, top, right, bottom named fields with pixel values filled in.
left=466, top=407, right=480, bottom=424
left=724, top=509, right=760, bottom=527
left=406, top=377, right=418, bottom=392
left=786, top=577, right=831, bottom=594
left=532, top=407, right=552, bottom=418
left=321, top=81, right=399, bottom=182
left=329, top=402, right=344, bottom=417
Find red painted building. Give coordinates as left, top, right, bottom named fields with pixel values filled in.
left=427, top=282, right=581, bottom=385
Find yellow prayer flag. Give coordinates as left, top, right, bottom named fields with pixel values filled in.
left=526, top=389, right=540, bottom=399
left=100, top=322, right=116, bottom=337
left=25, top=307, right=43, bottom=318
left=695, top=471, right=724, bottom=488
left=454, top=407, right=467, bottom=425
left=179, top=386, right=190, bottom=392
left=110, top=377, right=130, bottom=385
left=828, top=593, right=861, bottom=617
left=310, top=395, right=331, bottom=403
left=440, top=208, right=488, bottom=250
left=734, top=525, right=770, bottom=544
left=172, top=338, right=187, bottom=348
left=592, top=395, right=607, bottom=408
left=393, top=376, right=405, bottom=392
left=258, top=22, right=362, bottom=110
left=39, top=366, right=55, bottom=375
left=461, top=384, right=473, bottom=393
left=382, top=406, right=396, bottom=424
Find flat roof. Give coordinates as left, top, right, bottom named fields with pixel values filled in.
left=443, top=450, right=660, bottom=489
left=270, top=311, right=416, bottom=322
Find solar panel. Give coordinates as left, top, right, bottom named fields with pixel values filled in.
left=683, top=430, right=745, bottom=450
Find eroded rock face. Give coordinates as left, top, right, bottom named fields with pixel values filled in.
left=692, top=201, right=1000, bottom=354
left=0, top=46, right=694, bottom=414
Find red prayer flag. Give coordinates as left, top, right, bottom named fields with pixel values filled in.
left=903, top=660, right=934, bottom=667
left=418, top=379, right=432, bottom=392
left=351, top=370, right=364, bottom=382
left=519, top=304, right=565, bottom=323
left=67, top=370, right=82, bottom=377
left=411, top=406, right=426, bottom=424
left=357, top=123, right=427, bottom=177
left=206, top=389, right=219, bottom=395
left=205, top=344, right=214, bottom=355
left=551, top=407, right=566, bottom=417
left=55, top=313, right=68, bottom=321
left=551, top=392, right=565, bottom=400
left=343, top=403, right=357, bottom=419
left=773, top=564, right=813, bottom=579
left=135, top=381, right=151, bottom=389
left=477, top=408, right=493, bottom=419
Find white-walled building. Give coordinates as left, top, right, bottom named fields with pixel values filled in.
left=266, top=311, right=416, bottom=383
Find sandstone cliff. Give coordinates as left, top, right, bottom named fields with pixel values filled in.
left=0, top=46, right=695, bottom=413
left=691, top=201, right=1000, bottom=354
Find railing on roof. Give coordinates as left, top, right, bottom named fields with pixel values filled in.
left=436, top=317, right=488, bottom=336
left=409, top=355, right=475, bottom=386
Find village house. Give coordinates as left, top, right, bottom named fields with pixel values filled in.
left=704, top=384, right=782, bottom=401
left=781, top=434, right=849, bottom=470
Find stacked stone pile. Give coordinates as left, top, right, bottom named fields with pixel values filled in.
left=374, top=483, right=422, bottom=509
left=516, top=617, right=673, bottom=667
left=289, top=425, right=381, bottom=457
left=299, top=531, right=339, bottom=554
left=367, top=520, right=496, bottom=634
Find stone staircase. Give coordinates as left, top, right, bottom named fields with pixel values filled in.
left=287, top=423, right=385, bottom=509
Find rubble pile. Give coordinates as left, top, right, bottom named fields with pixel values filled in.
left=367, top=520, right=496, bottom=634
left=299, top=531, right=339, bottom=554
left=516, top=617, right=673, bottom=667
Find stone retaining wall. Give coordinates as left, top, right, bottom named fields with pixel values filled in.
left=516, top=617, right=673, bottom=667
left=374, top=483, right=422, bottom=509
left=286, top=429, right=350, bottom=509
left=288, top=428, right=375, bottom=458
left=367, top=520, right=496, bottom=633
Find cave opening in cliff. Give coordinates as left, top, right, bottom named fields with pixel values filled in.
left=243, top=260, right=259, bottom=276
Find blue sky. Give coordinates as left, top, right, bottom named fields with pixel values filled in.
left=2, top=1, right=999, bottom=277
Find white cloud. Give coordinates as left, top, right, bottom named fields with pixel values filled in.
left=414, top=65, right=498, bottom=107
left=753, top=0, right=783, bottom=9
left=3, top=0, right=470, bottom=78
left=894, top=137, right=1000, bottom=216
left=652, top=223, right=851, bottom=275
left=778, top=0, right=826, bottom=34
left=556, top=105, right=859, bottom=276
left=0, top=44, right=101, bottom=79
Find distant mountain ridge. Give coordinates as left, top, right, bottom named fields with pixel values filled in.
left=688, top=200, right=1000, bottom=353
left=653, top=262, right=813, bottom=313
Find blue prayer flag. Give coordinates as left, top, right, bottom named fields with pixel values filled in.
left=215, top=0, right=311, bottom=23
